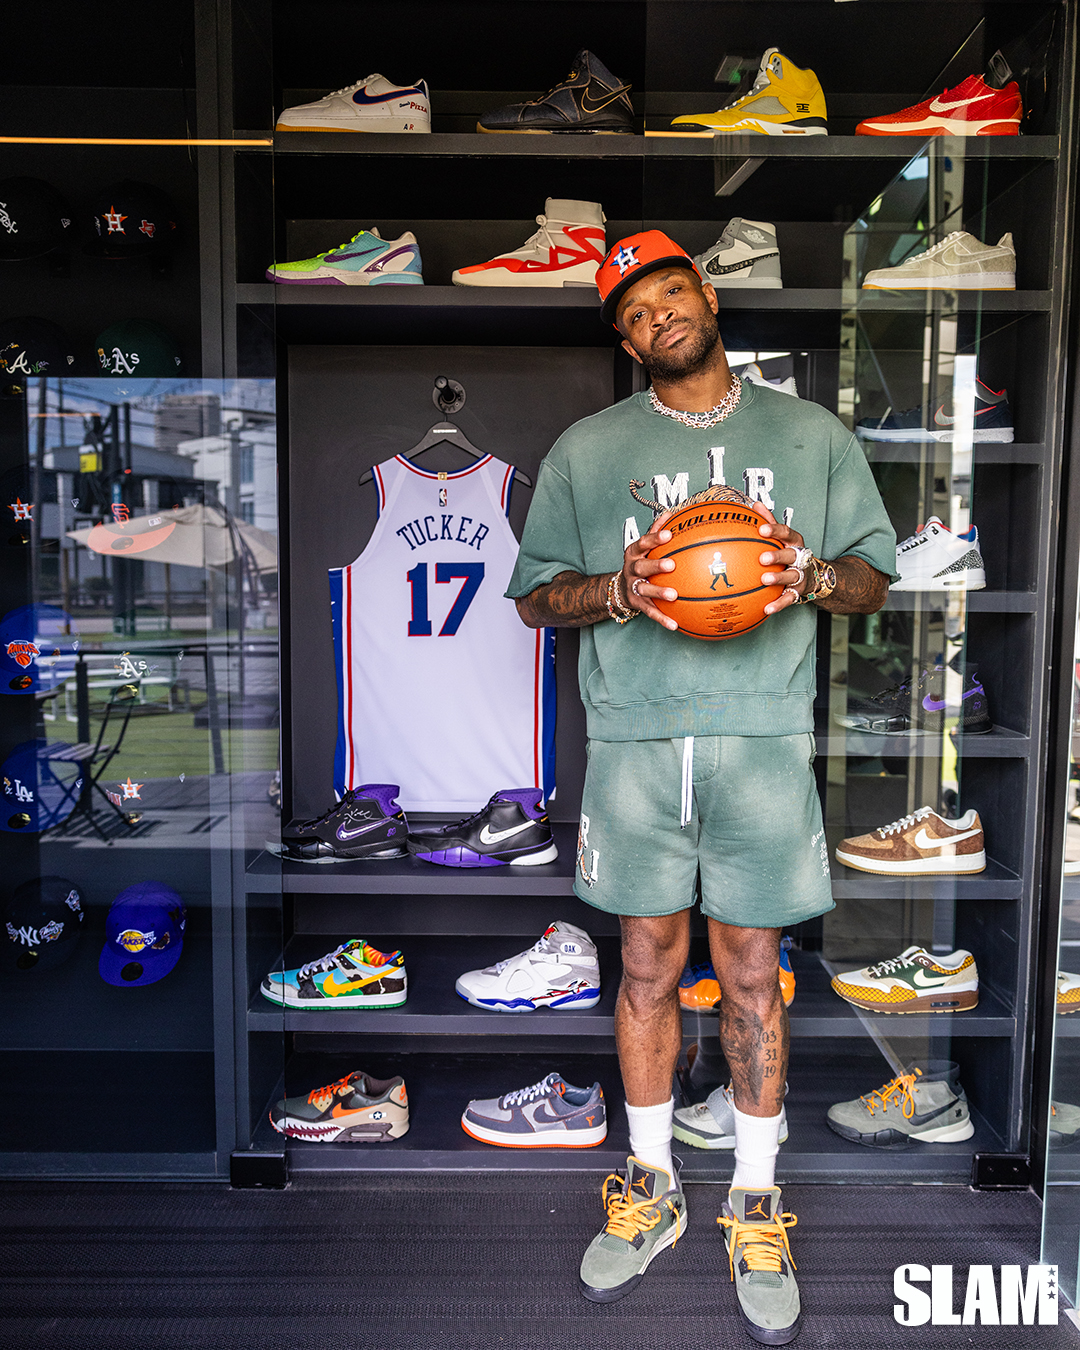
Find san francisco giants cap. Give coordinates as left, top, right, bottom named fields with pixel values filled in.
left=596, top=229, right=700, bottom=326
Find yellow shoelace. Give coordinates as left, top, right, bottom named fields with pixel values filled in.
left=717, top=1210, right=798, bottom=1280
left=601, top=1174, right=680, bottom=1246
left=860, top=1067, right=923, bottom=1120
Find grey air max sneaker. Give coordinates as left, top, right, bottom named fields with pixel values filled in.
left=719, top=1186, right=801, bottom=1344
left=674, top=1082, right=789, bottom=1150
left=579, top=1156, right=686, bottom=1302
left=826, top=1060, right=975, bottom=1148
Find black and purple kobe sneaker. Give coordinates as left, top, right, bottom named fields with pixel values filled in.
left=279, top=784, right=408, bottom=863
left=407, top=788, right=558, bottom=868
left=837, top=666, right=991, bottom=736
left=461, top=1072, right=607, bottom=1147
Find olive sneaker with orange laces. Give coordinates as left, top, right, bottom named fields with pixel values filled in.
left=826, top=1060, right=974, bottom=1148
left=718, top=1186, right=801, bottom=1344
left=269, top=1070, right=409, bottom=1142
left=579, top=1156, right=686, bottom=1302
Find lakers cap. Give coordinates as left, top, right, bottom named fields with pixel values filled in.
left=596, top=229, right=700, bottom=326
left=99, top=881, right=186, bottom=987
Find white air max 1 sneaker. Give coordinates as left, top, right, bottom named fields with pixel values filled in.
left=456, top=920, right=601, bottom=1011
left=276, top=74, right=431, bottom=133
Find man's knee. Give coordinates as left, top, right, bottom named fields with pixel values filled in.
left=618, top=913, right=688, bottom=1009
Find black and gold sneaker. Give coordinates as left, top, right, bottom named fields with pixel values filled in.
left=478, top=50, right=633, bottom=134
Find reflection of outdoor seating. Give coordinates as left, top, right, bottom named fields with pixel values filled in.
left=49, top=665, right=140, bottom=841
left=51, top=652, right=189, bottom=722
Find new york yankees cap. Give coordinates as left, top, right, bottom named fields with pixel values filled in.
left=4, top=876, right=85, bottom=972
left=596, top=229, right=700, bottom=326
left=100, top=881, right=186, bottom=987
left=94, top=319, right=183, bottom=377
left=0, top=177, right=74, bottom=261
left=0, top=316, right=77, bottom=378
left=85, top=181, right=178, bottom=258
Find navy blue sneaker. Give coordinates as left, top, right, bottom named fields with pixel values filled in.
left=477, top=50, right=633, bottom=134
left=857, top=379, right=1013, bottom=442
left=407, top=789, right=558, bottom=868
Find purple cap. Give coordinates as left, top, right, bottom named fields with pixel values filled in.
left=99, top=881, right=186, bottom=987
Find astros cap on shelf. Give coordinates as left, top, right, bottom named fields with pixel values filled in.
left=596, top=229, right=700, bottom=325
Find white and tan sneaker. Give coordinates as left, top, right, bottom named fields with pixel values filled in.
left=862, top=230, right=1015, bottom=290
left=831, top=946, right=979, bottom=1014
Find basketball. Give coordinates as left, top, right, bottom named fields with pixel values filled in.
left=646, top=489, right=784, bottom=640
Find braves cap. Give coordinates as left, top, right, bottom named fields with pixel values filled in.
left=0, top=177, right=74, bottom=261
left=0, top=738, right=80, bottom=833
left=4, top=876, right=85, bottom=972
left=99, top=881, right=186, bottom=986
left=596, top=229, right=700, bottom=326
left=95, top=319, right=183, bottom=378
left=0, top=317, right=76, bottom=378
left=0, top=604, right=79, bottom=694
left=86, top=181, right=177, bottom=258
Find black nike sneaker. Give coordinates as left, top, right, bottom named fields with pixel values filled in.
left=278, top=784, right=409, bottom=863
left=407, top=789, right=558, bottom=868
left=836, top=666, right=991, bottom=736
left=477, top=50, right=634, bottom=134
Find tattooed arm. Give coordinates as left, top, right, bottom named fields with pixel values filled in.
left=810, top=555, right=889, bottom=615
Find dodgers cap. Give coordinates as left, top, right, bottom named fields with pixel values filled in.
left=4, top=876, right=85, bottom=971
left=99, top=881, right=186, bottom=987
left=596, top=229, right=700, bottom=326
left=0, top=738, right=81, bottom=833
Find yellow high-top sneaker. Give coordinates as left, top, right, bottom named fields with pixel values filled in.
left=670, top=49, right=827, bottom=136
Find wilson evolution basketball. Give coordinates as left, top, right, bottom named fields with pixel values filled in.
left=646, top=487, right=784, bottom=640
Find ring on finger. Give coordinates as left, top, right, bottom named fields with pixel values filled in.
left=631, top=577, right=645, bottom=597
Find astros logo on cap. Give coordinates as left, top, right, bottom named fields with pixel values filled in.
left=595, top=229, right=700, bottom=326
left=612, top=244, right=639, bottom=275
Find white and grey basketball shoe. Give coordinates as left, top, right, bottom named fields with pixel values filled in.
left=456, top=920, right=601, bottom=1011
left=695, top=219, right=782, bottom=288
left=461, top=1072, right=607, bottom=1146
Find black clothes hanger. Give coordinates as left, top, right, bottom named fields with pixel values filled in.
left=358, top=422, right=533, bottom=487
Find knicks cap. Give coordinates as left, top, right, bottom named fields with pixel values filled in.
left=596, top=229, right=700, bottom=325
left=4, top=876, right=85, bottom=972
left=0, top=603, right=79, bottom=694
left=99, top=881, right=186, bottom=986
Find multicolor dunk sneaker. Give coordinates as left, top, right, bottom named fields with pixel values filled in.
left=276, top=73, right=430, bottom=133
left=461, top=1072, right=606, bottom=1147
left=277, top=784, right=409, bottom=863
left=407, top=788, right=557, bottom=867
left=261, top=939, right=407, bottom=1009
left=670, top=48, right=827, bottom=136
left=270, top=1070, right=409, bottom=1142
left=678, top=939, right=796, bottom=1010
left=835, top=806, right=986, bottom=875
left=579, top=1157, right=686, bottom=1302
left=674, top=1081, right=789, bottom=1150
left=718, top=1186, right=801, bottom=1344
left=1058, top=971, right=1080, bottom=1014
left=826, top=1061, right=975, bottom=1147
left=266, top=229, right=423, bottom=286
left=830, top=945, right=978, bottom=1014
left=455, top=920, right=600, bottom=1011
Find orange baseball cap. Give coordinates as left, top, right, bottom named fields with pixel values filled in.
left=596, top=229, right=700, bottom=325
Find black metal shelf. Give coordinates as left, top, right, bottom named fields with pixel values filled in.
left=816, top=721, right=1030, bottom=758
left=831, top=855, right=1021, bottom=899
left=884, top=591, right=1037, bottom=613
left=863, top=443, right=1044, bottom=465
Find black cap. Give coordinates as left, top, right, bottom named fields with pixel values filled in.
left=0, top=316, right=76, bottom=377
left=94, top=319, right=183, bottom=377
left=86, top=181, right=178, bottom=258
left=4, top=876, right=86, bottom=972
left=0, top=178, right=74, bottom=261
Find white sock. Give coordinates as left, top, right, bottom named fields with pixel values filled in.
left=625, top=1098, right=674, bottom=1179
left=731, top=1104, right=783, bottom=1190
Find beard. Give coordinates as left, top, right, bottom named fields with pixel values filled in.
left=637, top=311, right=721, bottom=381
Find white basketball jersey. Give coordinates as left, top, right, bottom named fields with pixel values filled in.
left=330, top=454, right=555, bottom=813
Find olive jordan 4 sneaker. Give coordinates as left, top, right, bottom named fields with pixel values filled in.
left=278, top=784, right=409, bottom=863
left=408, top=788, right=557, bottom=867
left=718, top=1186, right=802, bottom=1344
left=579, top=1156, right=687, bottom=1302
left=478, top=50, right=633, bottom=134
left=670, top=49, right=827, bottom=136
left=826, top=1061, right=975, bottom=1148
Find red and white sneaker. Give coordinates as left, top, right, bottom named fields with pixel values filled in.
left=452, top=198, right=605, bottom=287
left=857, top=74, right=1022, bottom=137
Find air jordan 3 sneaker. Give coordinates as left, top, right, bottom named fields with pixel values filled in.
left=266, top=228, right=423, bottom=286
left=670, top=48, right=827, bottom=136
left=892, top=516, right=986, bottom=591
left=857, top=73, right=1022, bottom=137
left=278, top=784, right=409, bottom=862
left=452, top=199, right=605, bottom=287
left=478, top=50, right=633, bottom=134
left=276, top=73, right=430, bottom=133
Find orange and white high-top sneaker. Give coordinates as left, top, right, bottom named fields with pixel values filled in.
left=452, top=198, right=606, bottom=287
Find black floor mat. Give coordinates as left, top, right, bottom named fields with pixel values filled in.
left=0, top=1177, right=1072, bottom=1349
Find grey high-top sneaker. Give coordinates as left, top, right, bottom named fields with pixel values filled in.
left=719, top=1185, right=801, bottom=1344
left=579, top=1155, right=686, bottom=1302
left=694, top=219, right=783, bottom=288
left=452, top=199, right=606, bottom=287
left=674, top=1082, right=789, bottom=1150
left=826, top=1060, right=975, bottom=1148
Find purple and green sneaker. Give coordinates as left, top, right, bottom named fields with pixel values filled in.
left=266, top=228, right=423, bottom=286
left=407, top=788, right=558, bottom=868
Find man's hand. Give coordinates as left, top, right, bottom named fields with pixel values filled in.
left=755, top=504, right=890, bottom=617
left=623, top=525, right=680, bottom=631
left=755, top=505, right=809, bottom=616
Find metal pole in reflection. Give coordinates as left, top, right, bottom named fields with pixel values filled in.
left=204, top=645, right=225, bottom=775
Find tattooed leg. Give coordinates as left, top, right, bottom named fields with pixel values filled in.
left=708, top=920, right=788, bottom=1117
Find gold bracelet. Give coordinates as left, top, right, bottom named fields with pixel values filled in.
left=607, top=572, right=637, bottom=624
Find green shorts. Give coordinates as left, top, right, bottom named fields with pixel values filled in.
left=573, top=733, right=834, bottom=929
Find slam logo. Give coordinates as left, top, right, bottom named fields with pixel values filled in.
left=894, top=1264, right=1057, bottom=1325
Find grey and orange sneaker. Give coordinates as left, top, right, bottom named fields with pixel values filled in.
left=826, top=1061, right=975, bottom=1148
left=718, top=1186, right=801, bottom=1344
left=461, top=1072, right=606, bottom=1147
left=270, top=1070, right=408, bottom=1142
left=579, top=1157, right=686, bottom=1302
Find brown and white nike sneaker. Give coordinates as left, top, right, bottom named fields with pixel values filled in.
left=831, top=946, right=979, bottom=1014
left=1058, top=971, right=1080, bottom=1014
left=835, top=806, right=985, bottom=875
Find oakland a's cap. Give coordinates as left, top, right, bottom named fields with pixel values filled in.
left=100, top=881, right=186, bottom=987
left=596, top=229, right=700, bottom=325
left=4, top=876, right=85, bottom=972
left=94, top=319, right=183, bottom=378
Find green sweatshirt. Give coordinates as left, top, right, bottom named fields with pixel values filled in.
left=506, top=381, right=897, bottom=741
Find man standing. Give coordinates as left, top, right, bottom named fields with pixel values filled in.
left=507, top=232, right=895, bottom=1344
